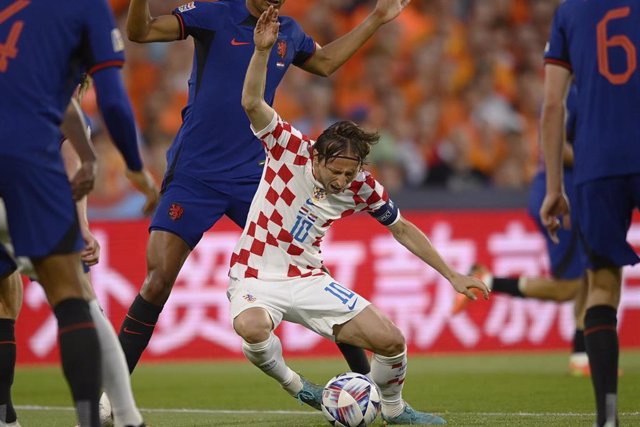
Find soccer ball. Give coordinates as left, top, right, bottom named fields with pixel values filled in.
left=321, top=372, right=381, bottom=427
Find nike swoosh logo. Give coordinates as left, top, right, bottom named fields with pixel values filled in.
left=347, top=298, right=358, bottom=311
left=231, top=38, right=250, bottom=46
left=123, top=327, right=143, bottom=335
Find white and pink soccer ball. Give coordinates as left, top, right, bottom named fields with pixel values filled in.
left=321, top=372, right=381, bottom=427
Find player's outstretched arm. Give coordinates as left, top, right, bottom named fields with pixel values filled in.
left=91, top=67, right=160, bottom=216
left=301, top=0, right=410, bottom=77
left=388, top=216, right=490, bottom=300
left=60, top=98, right=97, bottom=201
left=127, top=0, right=181, bottom=43
left=242, top=6, right=279, bottom=132
left=540, top=64, right=572, bottom=243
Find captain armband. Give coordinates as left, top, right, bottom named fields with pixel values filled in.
left=368, top=199, right=400, bottom=226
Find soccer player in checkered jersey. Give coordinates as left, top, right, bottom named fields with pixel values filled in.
left=230, top=7, right=490, bottom=425
left=541, top=1, right=640, bottom=426
left=0, top=0, right=157, bottom=425
left=117, top=0, right=409, bottom=405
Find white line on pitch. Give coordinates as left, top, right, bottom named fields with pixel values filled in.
left=14, top=406, right=640, bottom=418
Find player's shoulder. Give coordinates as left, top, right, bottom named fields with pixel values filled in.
left=348, top=170, right=377, bottom=193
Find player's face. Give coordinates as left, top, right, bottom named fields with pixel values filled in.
left=312, top=155, right=360, bottom=195
left=247, top=0, right=286, bottom=15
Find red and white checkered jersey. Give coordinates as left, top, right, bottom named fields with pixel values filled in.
left=229, top=112, right=394, bottom=281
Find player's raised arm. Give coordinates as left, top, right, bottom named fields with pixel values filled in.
left=242, top=6, right=279, bottom=132
left=301, top=0, right=410, bottom=77
left=387, top=216, right=490, bottom=301
left=539, top=63, right=572, bottom=243
left=127, top=0, right=181, bottom=42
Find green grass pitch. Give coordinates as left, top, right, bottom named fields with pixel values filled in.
left=12, top=351, right=640, bottom=426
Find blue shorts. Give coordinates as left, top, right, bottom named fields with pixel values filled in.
left=575, top=174, right=640, bottom=269
left=528, top=169, right=584, bottom=279
left=150, top=172, right=259, bottom=248
left=0, top=154, right=83, bottom=259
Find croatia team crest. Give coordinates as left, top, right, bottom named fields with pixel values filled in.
left=276, top=40, right=287, bottom=68
left=312, top=185, right=327, bottom=202
left=168, top=203, right=184, bottom=221
left=243, top=293, right=257, bottom=303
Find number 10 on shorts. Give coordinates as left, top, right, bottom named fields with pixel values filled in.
left=324, top=282, right=355, bottom=305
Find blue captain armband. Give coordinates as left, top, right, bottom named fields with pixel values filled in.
left=369, top=199, right=400, bottom=226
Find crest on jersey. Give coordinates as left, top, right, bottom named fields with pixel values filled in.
left=312, top=185, right=326, bottom=202
left=168, top=203, right=184, bottom=221
left=178, top=2, right=196, bottom=12
left=243, top=293, right=257, bottom=303
left=277, top=40, right=287, bottom=58
left=276, top=40, right=287, bottom=68
left=111, top=29, right=124, bottom=53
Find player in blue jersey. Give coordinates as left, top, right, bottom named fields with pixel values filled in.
left=541, top=1, right=640, bottom=426
left=117, top=0, right=410, bottom=400
left=0, top=1, right=157, bottom=425
left=453, top=84, right=591, bottom=376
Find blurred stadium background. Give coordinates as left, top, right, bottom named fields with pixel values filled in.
left=12, top=0, right=640, bottom=425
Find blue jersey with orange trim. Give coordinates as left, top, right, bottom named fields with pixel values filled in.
left=544, top=0, right=640, bottom=184
left=0, top=0, right=125, bottom=155
left=168, top=0, right=316, bottom=182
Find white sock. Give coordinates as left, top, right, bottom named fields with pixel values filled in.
left=371, top=349, right=407, bottom=418
left=242, top=333, right=301, bottom=396
left=89, top=300, right=143, bottom=426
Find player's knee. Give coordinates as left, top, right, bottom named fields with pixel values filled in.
left=373, top=325, right=405, bottom=357
left=140, top=270, right=175, bottom=306
left=233, top=312, right=271, bottom=344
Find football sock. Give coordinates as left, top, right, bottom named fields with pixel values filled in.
left=371, top=349, right=407, bottom=418
left=0, top=319, right=17, bottom=423
left=118, top=294, right=162, bottom=373
left=242, top=334, right=300, bottom=395
left=572, top=329, right=586, bottom=354
left=584, top=305, right=618, bottom=427
left=54, top=298, right=101, bottom=427
left=491, top=277, right=524, bottom=297
left=336, top=342, right=370, bottom=375
left=89, top=300, right=143, bottom=426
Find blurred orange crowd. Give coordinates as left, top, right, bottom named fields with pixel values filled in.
left=86, top=0, right=558, bottom=218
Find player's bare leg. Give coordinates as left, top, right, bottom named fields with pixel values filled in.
left=0, top=271, right=22, bottom=426
left=584, top=267, right=621, bottom=427
left=33, top=253, right=101, bottom=427
left=118, top=230, right=190, bottom=372
left=334, top=305, right=446, bottom=425
left=233, top=307, right=324, bottom=410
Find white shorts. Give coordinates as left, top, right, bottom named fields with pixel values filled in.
left=228, top=274, right=371, bottom=340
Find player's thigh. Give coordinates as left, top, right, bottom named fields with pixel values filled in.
left=150, top=175, right=229, bottom=249
left=227, top=277, right=289, bottom=333
left=0, top=245, right=21, bottom=319
left=288, top=275, right=371, bottom=341
left=333, top=304, right=404, bottom=355
left=0, top=156, right=82, bottom=259
left=575, top=176, right=640, bottom=269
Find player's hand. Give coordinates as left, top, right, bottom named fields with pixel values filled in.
left=254, top=6, right=279, bottom=51
left=81, top=228, right=101, bottom=266
left=126, top=168, right=160, bottom=216
left=540, top=191, right=571, bottom=244
left=69, top=160, right=97, bottom=201
left=372, top=0, right=410, bottom=25
left=450, top=272, right=490, bottom=301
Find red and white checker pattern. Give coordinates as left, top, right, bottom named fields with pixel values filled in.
left=230, top=112, right=389, bottom=281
